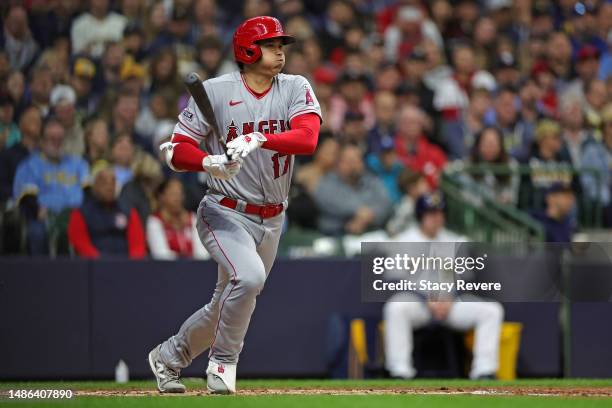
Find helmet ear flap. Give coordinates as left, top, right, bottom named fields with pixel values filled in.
left=243, top=43, right=261, bottom=64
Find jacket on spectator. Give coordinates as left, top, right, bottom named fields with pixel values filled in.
left=395, top=135, right=447, bottom=189
left=68, top=195, right=146, bottom=259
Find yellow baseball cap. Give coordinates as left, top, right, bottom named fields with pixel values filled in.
left=73, top=57, right=96, bottom=79
left=120, top=57, right=146, bottom=80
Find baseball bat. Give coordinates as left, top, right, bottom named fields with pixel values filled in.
left=183, top=72, right=232, bottom=160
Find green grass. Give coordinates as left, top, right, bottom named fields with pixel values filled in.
left=1, top=379, right=611, bottom=407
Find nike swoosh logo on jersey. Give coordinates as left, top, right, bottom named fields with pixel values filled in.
left=229, top=100, right=243, bottom=106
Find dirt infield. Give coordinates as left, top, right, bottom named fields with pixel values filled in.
left=75, top=387, right=612, bottom=398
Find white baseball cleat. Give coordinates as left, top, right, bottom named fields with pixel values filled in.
left=206, top=360, right=237, bottom=394
left=147, top=345, right=186, bottom=393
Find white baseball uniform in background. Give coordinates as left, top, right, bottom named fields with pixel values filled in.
left=383, top=227, right=504, bottom=379
left=159, top=71, right=321, bottom=368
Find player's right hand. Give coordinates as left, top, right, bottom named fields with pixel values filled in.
left=202, top=154, right=242, bottom=180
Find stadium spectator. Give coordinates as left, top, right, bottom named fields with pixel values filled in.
left=531, top=61, right=558, bottom=118
left=13, top=118, right=89, bottom=254
left=146, top=178, right=209, bottom=260
left=328, top=71, right=374, bottom=134
left=580, top=104, right=612, bottom=225
left=443, top=87, right=491, bottom=160
left=394, top=106, right=447, bottom=189
left=524, top=120, right=574, bottom=210
left=6, top=70, right=26, bottom=118
left=68, top=165, right=145, bottom=258
left=366, top=137, right=404, bottom=203
left=135, top=92, right=173, bottom=142
left=339, top=111, right=368, bottom=150
left=28, top=66, right=54, bottom=117
left=493, top=51, right=521, bottom=89
left=472, top=16, right=497, bottom=69
left=83, top=118, right=110, bottom=166
left=147, top=6, right=197, bottom=56
left=119, top=55, right=147, bottom=96
left=317, top=0, right=357, bottom=58
left=384, top=193, right=503, bottom=379
left=488, top=86, right=533, bottom=160
left=517, top=78, right=542, bottom=135
left=50, top=85, right=84, bottom=157
left=70, top=57, right=99, bottom=118
left=386, top=169, right=430, bottom=237
left=433, top=43, right=484, bottom=114
left=70, top=0, right=128, bottom=57
left=123, top=23, right=147, bottom=62
left=147, top=48, right=183, bottom=117
left=0, top=106, right=42, bottom=204
left=195, top=35, right=237, bottom=79
left=295, top=136, right=340, bottom=195
left=110, top=134, right=135, bottom=190
left=458, top=126, right=520, bottom=205
left=119, top=153, right=163, bottom=224
left=375, top=62, right=402, bottom=93
left=398, top=47, right=436, bottom=116
left=2, top=5, right=39, bottom=71
left=563, top=45, right=601, bottom=101
left=314, top=144, right=392, bottom=236
left=383, top=5, right=443, bottom=63
left=109, top=90, right=149, bottom=152
left=367, top=91, right=397, bottom=154
left=583, top=79, right=608, bottom=133
left=0, top=91, right=19, bottom=150
left=559, top=97, right=593, bottom=168
left=529, top=182, right=576, bottom=243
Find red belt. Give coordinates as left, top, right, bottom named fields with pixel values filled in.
left=219, top=197, right=284, bottom=219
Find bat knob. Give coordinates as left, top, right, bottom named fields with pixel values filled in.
left=184, top=72, right=201, bottom=85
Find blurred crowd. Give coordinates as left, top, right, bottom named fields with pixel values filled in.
left=0, top=0, right=611, bottom=258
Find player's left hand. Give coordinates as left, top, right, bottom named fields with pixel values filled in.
left=226, top=132, right=267, bottom=160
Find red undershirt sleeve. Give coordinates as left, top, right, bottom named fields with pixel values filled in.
left=169, top=134, right=208, bottom=172
left=261, top=113, right=321, bottom=155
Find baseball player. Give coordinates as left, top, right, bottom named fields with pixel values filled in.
left=384, top=193, right=504, bottom=380
left=147, top=16, right=322, bottom=394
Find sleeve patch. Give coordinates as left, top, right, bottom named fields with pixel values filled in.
left=305, top=85, right=314, bottom=106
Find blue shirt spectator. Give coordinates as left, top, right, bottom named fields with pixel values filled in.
left=13, top=119, right=89, bottom=214
left=365, top=138, right=404, bottom=203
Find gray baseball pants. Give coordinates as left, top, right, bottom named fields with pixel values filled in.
left=159, top=193, right=284, bottom=368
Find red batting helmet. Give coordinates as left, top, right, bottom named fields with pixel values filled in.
left=233, top=16, right=295, bottom=65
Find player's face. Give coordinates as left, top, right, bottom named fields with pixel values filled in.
left=255, top=38, right=285, bottom=76
left=421, top=210, right=445, bottom=237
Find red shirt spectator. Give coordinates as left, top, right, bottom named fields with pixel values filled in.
left=394, top=106, right=447, bottom=189
left=68, top=166, right=146, bottom=259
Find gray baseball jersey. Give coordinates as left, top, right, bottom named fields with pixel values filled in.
left=173, top=71, right=322, bottom=204
left=158, top=71, right=321, bottom=372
